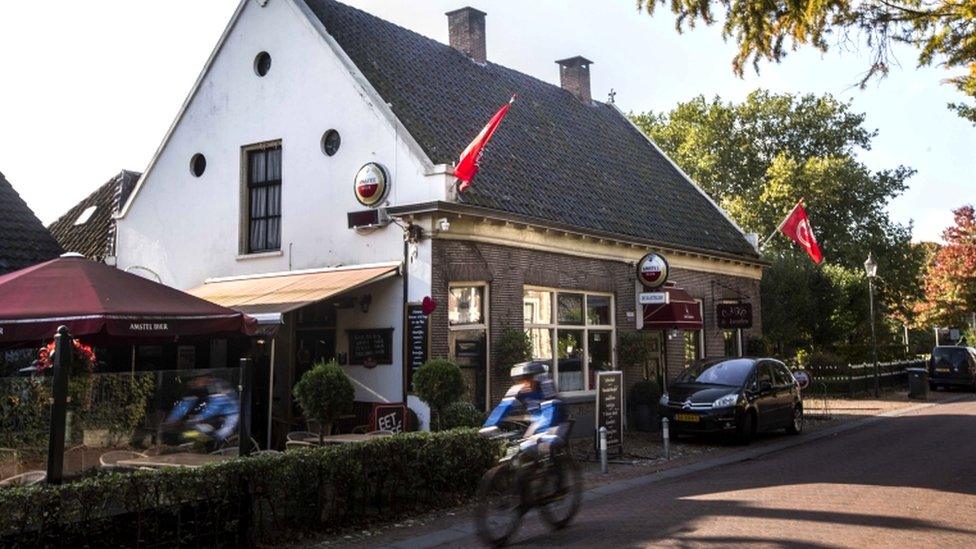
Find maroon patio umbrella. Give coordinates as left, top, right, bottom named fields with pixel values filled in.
left=0, top=255, right=256, bottom=344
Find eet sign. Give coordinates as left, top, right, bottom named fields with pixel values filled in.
left=639, top=292, right=669, bottom=305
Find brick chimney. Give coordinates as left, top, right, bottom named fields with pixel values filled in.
left=556, top=56, right=593, bottom=103
left=446, top=7, right=487, bottom=64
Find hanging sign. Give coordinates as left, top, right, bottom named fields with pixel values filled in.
left=353, top=163, right=389, bottom=207
left=595, top=370, right=624, bottom=456
left=636, top=253, right=669, bottom=289
left=716, top=303, right=753, bottom=329
left=639, top=292, right=669, bottom=305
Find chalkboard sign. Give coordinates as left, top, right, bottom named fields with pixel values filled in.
left=347, top=328, right=393, bottom=367
left=406, top=304, right=428, bottom=373
left=372, top=403, right=408, bottom=434
left=595, top=371, right=624, bottom=455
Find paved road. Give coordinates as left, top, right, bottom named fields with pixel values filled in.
left=393, top=396, right=976, bottom=547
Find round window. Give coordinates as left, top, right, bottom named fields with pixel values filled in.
left=190, top=153, right=207, bottom=177
left=322, top=129, right=341, bottom=156
left=254, top=51, right=272, bottom=77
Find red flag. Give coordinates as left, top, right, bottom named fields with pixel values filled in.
left=778, top=200, right=823, bottom=264
left=455, top=95, right=515, bottom=192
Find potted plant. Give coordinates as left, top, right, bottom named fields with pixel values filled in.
left=412, top=358, right=465, bottom=430
left=629, top=379, right=662, bottom=432
left=494, top=328, right=532, bottom=373
left=293, top=360, right=355, bottom=443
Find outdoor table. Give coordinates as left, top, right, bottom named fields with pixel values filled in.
left=302, top=433, right=392, bottom=445
left=116, top=452, right=231, bottom=469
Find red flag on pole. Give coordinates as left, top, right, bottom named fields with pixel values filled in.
left=778, top=199, right=823, bottom=264
left=455, top=95, right=515, bottom=192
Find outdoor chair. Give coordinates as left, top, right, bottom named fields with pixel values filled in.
left=99, top=450, right=148, bottom=470
left=286, top=431, right=318, bottom=442
left=223, top=435, right=260, bottom=453
left=0, top=470, right=46, bottom=486
left=285, top=440, right=317, bottom=451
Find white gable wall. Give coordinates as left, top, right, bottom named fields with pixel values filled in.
left=116, top=0, right=444, bottom=290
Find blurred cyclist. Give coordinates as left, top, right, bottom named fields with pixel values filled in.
left=481, top=361, right=569, bottom=459
left=162, top=374, right=239, bottom=450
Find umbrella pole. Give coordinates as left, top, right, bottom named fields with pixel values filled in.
left=267, top=338, right=276, bottom=450
left=46, top=326, right=72, bottom=484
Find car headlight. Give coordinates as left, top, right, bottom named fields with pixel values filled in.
left=659, top=393, right=669, bottom=406
left=712, top=392, right=740, bottom=408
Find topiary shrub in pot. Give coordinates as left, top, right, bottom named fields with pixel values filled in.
left=629, top=379, right=662, bottom=432
left=412, top=358, right=465, bottom=430
left=440, top=401, right=485, bottom=430
left=293, top=360, right=355, bottom=443
left=494, top=328, right=532, bottom=374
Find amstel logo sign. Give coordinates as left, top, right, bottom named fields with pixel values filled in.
left=354, top=163, right=389, bottom=207
left=636, top=253, right=669, bottom=289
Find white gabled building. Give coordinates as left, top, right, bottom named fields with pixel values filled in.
left=116, top=0, right=766, bottom=443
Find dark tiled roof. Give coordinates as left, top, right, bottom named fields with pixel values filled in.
left=0, top=171, right=63, bottom=274
left=304, top=0, right=758, bottom=259
left=48, top=170, right=140, bottom=261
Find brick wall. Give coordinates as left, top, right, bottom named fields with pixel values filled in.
left=430, top=239, right=762, bottom=408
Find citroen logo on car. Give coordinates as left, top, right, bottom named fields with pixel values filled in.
left=682, top=400, right=692, bottom=410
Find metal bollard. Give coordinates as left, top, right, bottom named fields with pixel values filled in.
left=662, top=417, right=670, bottom=461
left=599, top=427, right=608, bottom=474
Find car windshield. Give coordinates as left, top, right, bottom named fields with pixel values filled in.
left=674, top=358, right=755, bottom=387
left=932, top=347, right=971, bottom=369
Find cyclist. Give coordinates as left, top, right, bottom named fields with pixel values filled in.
left=162, top=374, right=239, bottom=450
left=481, top=361, right=569, bottom=459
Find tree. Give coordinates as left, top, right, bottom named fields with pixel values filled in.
left=412, top=358, right=465, bottom=430
left=635, top=0, right=976, bottom=123
left=293, top=360, right=355, bottom=442
left=915, top=205, right=976, bottom=328
left=632, top=91, right=926, bottom=324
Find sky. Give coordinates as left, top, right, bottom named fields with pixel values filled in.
left=1, top=0, right=973, bottom=243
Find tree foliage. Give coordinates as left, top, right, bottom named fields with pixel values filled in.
left=915, top=205, right=976, bottom=327
left=635, top=0, right=976, bottom=123
left=412, top=358, right=465, bottom=429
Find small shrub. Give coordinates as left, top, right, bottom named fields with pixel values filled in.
left=412, top=359, right=465, bottom=430
left=494, top=328, right=531, bottom=373
left=629, top=379, right=662, bottom=407
left=293, top=360, right=354, bottom=441
left=440, top=401, right=485, bottom=430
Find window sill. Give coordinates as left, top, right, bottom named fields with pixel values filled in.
left=557, top=390, right=596, bottom=404
left=236, top=250, right=283, bottom=261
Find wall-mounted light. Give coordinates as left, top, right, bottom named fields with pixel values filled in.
left=668, top=329, right=680, bottom=340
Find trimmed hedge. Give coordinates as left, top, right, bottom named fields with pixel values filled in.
left=0, top=430, right=499, bottom=547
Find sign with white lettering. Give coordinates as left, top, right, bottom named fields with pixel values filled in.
left=636, top=253, right=669, bottom=289
left=595, top=370, right=624, bottom=455
left=372, top=403, right=408, bottom=434
left=348, top=328, right=393, bottom=367
left=717, top=303, right=753, bottom=329
left=639, top=292, right=669, bottom=305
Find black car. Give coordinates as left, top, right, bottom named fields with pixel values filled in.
left=658, top=357, right=803, bottom=443
left=929, top=346, right=976, bottom=391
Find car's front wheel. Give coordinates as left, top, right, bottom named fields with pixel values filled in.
left=786, top=405, right=803, bottom=435
left=735, top=411, right=755, bottom=445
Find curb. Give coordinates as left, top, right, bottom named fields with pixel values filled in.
left=384, top=394, right=972, bottom=548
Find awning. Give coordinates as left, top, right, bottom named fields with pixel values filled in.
left=642, top=286, right=703, bottom=331
left=187, top=262, right=401, bottom=315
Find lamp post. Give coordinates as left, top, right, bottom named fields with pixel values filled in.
left=864, top=253, right=880, bottom=398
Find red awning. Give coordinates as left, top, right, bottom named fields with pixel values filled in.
left=642, top=286, right=703, bottom=331
left=0, top=256, right=256, bottom=344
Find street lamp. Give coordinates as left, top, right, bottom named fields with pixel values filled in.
left=864, top=253, right=880, bottom=398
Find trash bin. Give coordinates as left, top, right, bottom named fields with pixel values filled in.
left=907, top=368, right=929, bottom=400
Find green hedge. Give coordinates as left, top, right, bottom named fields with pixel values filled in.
left=0, top=430, right=499, bottom=547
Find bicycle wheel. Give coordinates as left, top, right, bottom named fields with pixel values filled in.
left=538, top=453, right=583, bottom=530
left=475, top=463, right=524, bottom=547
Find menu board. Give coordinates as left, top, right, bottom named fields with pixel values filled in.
left=406, top=304, right=429, bottom=374
left=347, top=328, right=393, bottom=367
left=372, top=403, right=408, bottom=434
left=595, top=371, right=624, bottom=455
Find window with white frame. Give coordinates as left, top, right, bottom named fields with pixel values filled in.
left=523, top=288, right=614, bottom=392
left=683, top=299, right=705, bottom=367
left=448, top=283, right=488, bottom=408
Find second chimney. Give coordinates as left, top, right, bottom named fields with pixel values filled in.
left=446, top=7, right=487, bottom=64
left=556, top=56, right=593, bottom=103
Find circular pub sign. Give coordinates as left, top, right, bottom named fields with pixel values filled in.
left=353, top=163, right=389, bottom=207
left=636, top=253, right=669, bottom=289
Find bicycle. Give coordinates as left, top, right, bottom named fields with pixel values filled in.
left=475, top=421, right=583, bottom=546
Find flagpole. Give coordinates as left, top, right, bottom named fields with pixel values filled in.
left=759, top=198, right=805, bottom=251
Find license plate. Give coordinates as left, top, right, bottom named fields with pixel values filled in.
left=675, top=413, right=700, bottom=423
left=935, top=368, right=950, bottom=373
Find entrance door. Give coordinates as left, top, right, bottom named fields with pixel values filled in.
left=645, top=331, right=666, bottom=386
left=450, top=330, right=486, bottom=410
